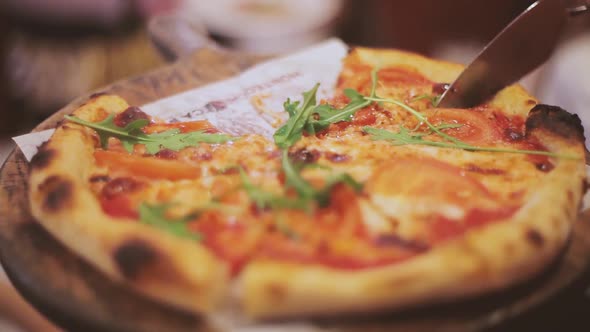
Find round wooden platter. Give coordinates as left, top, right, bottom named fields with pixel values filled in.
left=2, top=47, right=590, bottom=332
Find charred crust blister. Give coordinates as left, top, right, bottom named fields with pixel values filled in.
left=525, top=228, right=545, bottom=248
left=113, top=239, right=158, bottom=280
left=38, top=175, right=73, bottom=212
left=526, top=104, right=585, bottom=143
left=30, top=145, right=55, bottom=171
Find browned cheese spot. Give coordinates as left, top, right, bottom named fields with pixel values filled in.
left=101, top=177, right=144, bottom=199
left=266, top=283, right=288, bottom=304
left=89, top=175, right=110, bottom=183
left=525, top=99, right=537, bottom=107
left=373, top=234, right=430, bottom=252
left=114, top=106, right=150, bottom=127
left=155, top=149, right=178, bottom=160
left=30, top=146, right=56, bottom=171
left=464, top=164, right=505, bottom=175
left=525, top=228, right=545, bottom=248
left=113, top=239, right=158, bottom=280
left=525, top=104, right=585, bottom=143
left=288, top=148, right=320, bottom=164
left=38, top=175, right=73, bottom=212
left=535, top=161, right=555, bottom=172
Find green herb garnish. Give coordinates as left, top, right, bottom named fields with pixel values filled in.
left=273, top=84, right=321, bottom=149
left=240, top=167, right=308, bottom=211
left=362, top=98, right=580, bottom=159
left=138, top=203, right=201, bottom=241
left=65, top=114, right=233, bottom=154
left=411, top=93, right=441, bottom=106
left=240, top=151, right=363, bottom=212
left=273, top=68, right=380, bottom=148
left=307, top=67, right=379, bottom=132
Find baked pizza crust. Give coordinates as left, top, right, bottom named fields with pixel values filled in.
left=28, top=95, right=229, bottom=314
left=28, top=47, right=587, bottom=319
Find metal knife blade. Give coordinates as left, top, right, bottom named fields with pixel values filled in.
left=437, top=0, right=568, bottom=109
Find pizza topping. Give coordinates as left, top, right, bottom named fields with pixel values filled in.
left=89, top=174, right=110, bottom=183
left=535, top=160, right=555, bottom=172
left=373, top=234, right=429, bottom=252
left=273, top=84, right=322, bottom=149
left=142, top=120, right=218, bottom=134
left=273, top=68, right=379, bottom=148
left=428, top=206, right=519, bottom=243
left=95, top=150, right=201, bottom=180
left=243, top=152, right=361, bottom=212
left=101, top=195, right=137, bottom=219
left=464, top=164, right=505, bottom=175
left=65, top=114, right=233, bottom=154
left=101, top=177, right=145, bottom=199
left=138, top=203, right=201, bottom=241
left=288, top=148, right=320, bottom=164
left=421, top=108, right=502, bottom=146
left=432, top=82, right=450, bottom=95
left=154, top=149, right=178, bottom=160
left=113, top=106, right=150, bottom=127
left=361, top=96, right=579, bottom=159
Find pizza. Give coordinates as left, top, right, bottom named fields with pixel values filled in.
left=28, top=47, right=587, bottom=319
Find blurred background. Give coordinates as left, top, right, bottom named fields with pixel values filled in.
left=0, top=0, right=589, bottom=331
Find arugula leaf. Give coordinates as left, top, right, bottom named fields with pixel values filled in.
left=280, top=150, right=316, bottom=199
left=363, top=96, right=580, bottom=159
left=364, top=126, right=579, bottom=159
left=65, top=115, right=233, bottom=154
left=273, top=67, right=381, bottom=148
left=283, top=98, right=300, bottom=117
left=307, top=68, right=379, bottom=132
left=239, top=151, right=363, bottom=212
left=364, top=97, right=468, bottom=146
left=280, top=149, right=363, bottom=208
left=314, top=172, right=363, bottom=207
left=411, top=93, right=441, bottom=107
left=138, top=203, right=201, bottom=241
left=239, top=168, right=308, bottom=210
left=273, top=84, right=321, bottom=149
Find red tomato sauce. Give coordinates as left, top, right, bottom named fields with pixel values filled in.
left=430, top=206, right=519, bottom=243
left=100, top=196, right=138, bottom=219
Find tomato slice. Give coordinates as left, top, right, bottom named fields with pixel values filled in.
left=430, top=206, right=518, bottom=242
left=143, top=120, right=218, bottom=134
left=367, top=157, right=495, bottom=206
left=191, top=213, right=263, bottom=276
left=422, top=108, right=502, bottom=146
left=94, top=150, right=200, bottom=180
left=100, top=195, right=138, bottom=219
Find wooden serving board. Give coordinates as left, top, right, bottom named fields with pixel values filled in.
left=2, top=48, right=590, bottom=332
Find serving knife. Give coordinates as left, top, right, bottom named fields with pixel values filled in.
left=437, top=0, right=589, bottom=109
